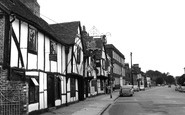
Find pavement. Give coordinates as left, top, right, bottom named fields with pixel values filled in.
left=40, top=91, right=119, bottom=115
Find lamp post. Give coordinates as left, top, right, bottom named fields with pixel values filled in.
left=130, top=52, right=133, bottom=85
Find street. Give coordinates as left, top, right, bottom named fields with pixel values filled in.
left=103, top=86, right=185, bottom=115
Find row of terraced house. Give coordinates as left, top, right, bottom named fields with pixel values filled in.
left=0, top=0, right=126, bottom=115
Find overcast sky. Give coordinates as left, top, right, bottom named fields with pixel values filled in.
left=38, top=0, right=185, bottom=77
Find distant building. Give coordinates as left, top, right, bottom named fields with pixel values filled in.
left=82, top=26, right=109, bottom=96
left=105, top=44, right=125, bottom=89
left=125, top=63, right=131, bottom=84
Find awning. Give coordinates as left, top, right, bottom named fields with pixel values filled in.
left=31, top=78, right=39, bottom=86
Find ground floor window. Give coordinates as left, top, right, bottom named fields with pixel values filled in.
left=100, top=80, right=104, bottom=90
left=28, top=76, right=39, bottom=104
left=70, top=78, right=76, bottom=97
left=55, top=76, right=61, bottom=99
left=91, top=79, right=97, bottom=91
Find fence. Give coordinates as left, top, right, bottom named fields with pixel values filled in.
left=0, top=89, right=21, bottom=115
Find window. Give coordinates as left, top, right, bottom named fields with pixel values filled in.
left=100, top=80, right=104, bottom=90
left=102, top=59, right=105, bottom=70
left=55, top=77, right=61, bottom=99
left=77, top=46, right=81, bottom=64
left=50, top=40, right=57, bottom=54
left=28, top=27, right=37, bottom=54
left=49, top=40, right=57, bottom=61
left=29, top=76, right=39, bottom=104
left=70, top=78, right=76, bottom=97
left=91, top=79, right=97, bottom=91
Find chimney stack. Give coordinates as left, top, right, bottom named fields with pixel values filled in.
left=19, top=0, right=40, bottom=17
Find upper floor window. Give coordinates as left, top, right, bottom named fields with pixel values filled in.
left=28, top=27, right=37, bottom=54
left=77, top=45, right=81, bottom=64
left=49, top=40, right=57, bottom=61
left=50, top=40, right=57, bottom=54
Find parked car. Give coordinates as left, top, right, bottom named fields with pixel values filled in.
left=133, top=85, right=139, bottom=92
left=175, top=85, right=181, bottom=91
left=119, top=85, right=134, bottom=97
left=179, top=85, right=185, bottom=92
left=140, top=85, right=145, bottom=91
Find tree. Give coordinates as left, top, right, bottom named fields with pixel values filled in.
left=178, top=74, right=185, bottom=86
left=156, top=77, right=164, bottom=85
left=166, top=75, right=175, bottom=84
left=146, top=70, right=174, bottom=85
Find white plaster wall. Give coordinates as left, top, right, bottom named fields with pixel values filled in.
left=27, top=53, right=37, bottom=69
left=51, top=61, right=57, bottom=72
left=39, top=93, right=44, bottom=109
left=73, top=43, right=77, bottom=74
left=61, top=46, right=66, bottom=74
left=45, top=37, right=50, bottom=71
left=44, top=90, right=47, bottom=108
left=10, top=19, right=19, bottom=67
left=38, top=32, right=44, bottom=70
left=25, top=71, right=39, bottom=76
left=55, top=100, right=61, bottom=106
left=39, top=72, right=45, bottom=109
left=28, top=103, right=39, bottom=112
left=20, top=21, right=28, bottom=68
left=74, top=37, right=83, bottom=75
left=39, top=72, right=44, bottom=92
left=75, top=79, right=78, bottom=100
left=120, top=77, right=123, bottom=87
left=67, top=78, right=70, bottom=103
left=67, top=47, right=72, bottom=73
left=61, top=76, right=66, bottom=104
left=57, top=44, right=62, bottom=73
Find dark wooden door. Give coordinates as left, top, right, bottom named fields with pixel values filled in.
left=47, top=74, right=55, bottom=107
left=78, top=77, right=84, bottom=101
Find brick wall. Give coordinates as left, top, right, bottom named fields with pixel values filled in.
left=0, top=15, right=5, bottom=64
left=0, top=68, right=28, bottom=115
left=0, top=15, right=28, bottom=114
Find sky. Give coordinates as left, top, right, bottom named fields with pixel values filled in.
left=37, top=0, right=185, bottom=77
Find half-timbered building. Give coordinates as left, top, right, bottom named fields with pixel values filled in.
left=82, top=27, right=108, bottom=96
left=50, top=21, right=85, bottom=102
left=105, top=44, right=126, bottom=89
left=0, top=0, right=69, bottom=114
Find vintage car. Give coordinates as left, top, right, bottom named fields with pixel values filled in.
left=175, top=85, right=181, bottom=91
left=140, top=85, right=145, bottom=91
left=119, top=85, right=134, bottom=97
left=133, top=85, right=139, bottom=92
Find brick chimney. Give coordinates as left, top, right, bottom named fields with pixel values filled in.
left=19, top=0, right=40, bottom=17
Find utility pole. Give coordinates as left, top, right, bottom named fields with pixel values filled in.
left=130, top=52, right=133, bottom=85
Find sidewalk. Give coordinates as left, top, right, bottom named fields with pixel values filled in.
left=40, top=91, right=119, bottom=115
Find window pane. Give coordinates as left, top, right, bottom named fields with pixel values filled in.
left=70, top=78, right=76, bottom=97
left=35, top=86, right=39, bottom=102
left=29, top=87, right=35, bottom=103
left=28, top=28, right=37, bottom=53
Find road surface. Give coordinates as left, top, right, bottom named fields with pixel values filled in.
left=103, top=86, right=185, bottom=115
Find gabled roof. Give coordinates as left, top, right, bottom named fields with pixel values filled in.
left=0, top=0, right=67, bottom=45
left=105, top=44, right=125, bottom=59
left=50, top=21, right=81, bottom=45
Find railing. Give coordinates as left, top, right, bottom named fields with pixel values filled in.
left=0, top=90, right=21, bottom=115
